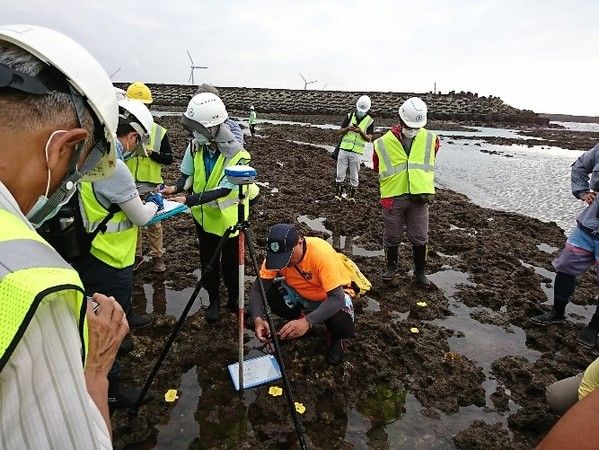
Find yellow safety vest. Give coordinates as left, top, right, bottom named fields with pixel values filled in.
left=374, top=129, right=437, bottom=198
left=78, top=182, right=138, bottom=268
left=339, top=112, right=373, bottom=155
left=125, top=123, right=168, bottom=184
left=0, top=208, right=88, bottom=372
left=249, top=111, right=257, bottom=125
left=191, top=146, right=253, bottom=237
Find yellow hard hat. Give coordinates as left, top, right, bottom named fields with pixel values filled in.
left=126, top=81, right=153, bottom=104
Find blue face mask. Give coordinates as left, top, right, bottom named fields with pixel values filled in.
left=356, top=110, right=366, bottom=119
left=26, top=130, right=78, bottom=228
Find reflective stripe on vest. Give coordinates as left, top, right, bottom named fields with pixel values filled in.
left=374, top=129, right=436, bottom=197
left=79, top=183, right=138, bottom=268
left=125, top=123, right=167, bottom=184
left=191, top=148, right=251, bottom=237
left=339, top=113, right=373, bottom=155
left=0, top=208, right=88, bottom=372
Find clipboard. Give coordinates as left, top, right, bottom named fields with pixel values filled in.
left=144, top=199, right=189, bottom=226
left=227, top=354, right=282, bottom=391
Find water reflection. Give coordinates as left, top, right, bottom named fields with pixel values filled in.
left=436, top=139, right=583, bottom=232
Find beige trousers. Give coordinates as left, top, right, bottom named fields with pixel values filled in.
left=136, top=222, right=164, bottom=257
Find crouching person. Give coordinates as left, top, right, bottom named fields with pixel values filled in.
left=248, top=224, right=355, bottom=365
left=546, top=356, right=599, bottom=415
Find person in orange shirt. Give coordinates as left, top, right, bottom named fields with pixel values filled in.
left=248, top=223, right=356, bottom=365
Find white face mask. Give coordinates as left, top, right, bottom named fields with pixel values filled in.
left=192, top=130, right=211, bottom=145
left=402, top=127, right=419, bottom=139
left=356, top=110, right=366, bottom=119
left=26, top=129, right=76, bottom=228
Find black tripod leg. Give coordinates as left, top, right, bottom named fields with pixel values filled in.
left=245, top=228, right=308, bottom=450
left=130, top=227, right=234, bottom=414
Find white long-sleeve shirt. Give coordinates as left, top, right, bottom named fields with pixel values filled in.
left=0, top=181, right=112, bottom=449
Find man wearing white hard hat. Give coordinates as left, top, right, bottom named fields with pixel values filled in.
left=248, top=105, right=257, bottom=136
left=373, top=97, right=440, bottom=286
left=125, top=81, right=174, bottom=274
left=0, top=24, right=127, bottom=446
left=334, top=95, right=374, bottom=201
left=162, top=92, right=259, bottom=322
left=73, top=98, right=163, bottom=408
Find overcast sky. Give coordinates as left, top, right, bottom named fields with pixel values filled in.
left=4, top=0, right=598, bottom=116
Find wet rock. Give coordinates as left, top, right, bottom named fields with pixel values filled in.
left=507, top=403, right=556, bottom=441
left=490, top=385, right=510, bottom=412
left=453, top=421, right=512, bottom=449
left=111, top=115, right=591, bottom=449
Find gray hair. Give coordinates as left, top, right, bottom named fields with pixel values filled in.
left=196, top=83, right=220, bottom=96
left=0, top=40, right=95, bottom=147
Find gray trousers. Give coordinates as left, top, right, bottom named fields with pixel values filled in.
left=336, top=150, right=361, bottom=188
left=383, top=197, right=429, bottom=247
left=546, top=373, right=583, bottom=415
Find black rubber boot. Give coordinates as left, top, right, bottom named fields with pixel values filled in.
left=382, top=246, right=398, bottom=281
left=108, top=376, right=151, bottom=409
left=206, top=297, right=220, bottom=322
left=347, top=186, right=356, bottom=202
left=334, top=183, right=344, bottom=200
left=326, top=338, right=345, bottom=365
left=529, top=309, right=565, bottom=325
left=530, top=272, right=574, bottom=325
left=413, top=245, right=430, bottom=286
left=577, top=313, right=599, bottom=349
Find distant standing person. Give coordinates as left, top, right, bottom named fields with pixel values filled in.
left=531, top=143, right=599, bottom=349
left=248, top=105, right=257, bottom=137
left=373, top=97, right=440, bottom=286
left=125, top=81, right=173, bottom=273
left=335, top=95, right=374, bottom=201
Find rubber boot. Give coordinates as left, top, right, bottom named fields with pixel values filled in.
left=108, top=375, right=148, bottom=409
left=152, top=256, right=166, bottom=273
left=413, top=244, right=430, bottom=286
left=382, top=246, right=398, bottom=281
left=334, top=183, right=344, bottom=200
left=347, top=186, right=356, bottom=202
left=530, top=272, right=575, bottom=325
left=578, top=312, right=599, bottom=349
left=206, top=297, right=220, bottom=323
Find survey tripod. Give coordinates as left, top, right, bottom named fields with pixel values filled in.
left=130, top=167, right=308, bottom=450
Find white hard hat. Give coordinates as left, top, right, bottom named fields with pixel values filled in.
left=356, top=95, right=371, bottom=113
left=117, top=99, right=154, bottom=143
left=0, top=24, right=118, bottom=182
left=250, top=105, right=254, bottom=110
left=182, top=92, right=228, bottom=132
left=398, top=97, right=427, bottom=128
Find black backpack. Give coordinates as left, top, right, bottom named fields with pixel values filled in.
left=37, top=192, right=120, bottom=263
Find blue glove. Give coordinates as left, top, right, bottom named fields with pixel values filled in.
left=145, top=192, right=164, bottom=211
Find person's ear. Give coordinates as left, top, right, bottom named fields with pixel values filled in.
left=45, top=128, right=88, bottom=170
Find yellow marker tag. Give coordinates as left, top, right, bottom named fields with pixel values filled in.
left=410, top=327, right=420, bottom=334
left=416, top=301, right=427, bottom=307
left=294, top=402, right=306, bottom=414
left=268, top=386, right=283, bottom=397
left=164, top=389, right=179, bottom=402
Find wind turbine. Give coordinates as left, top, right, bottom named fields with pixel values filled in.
left=299, top=73, right=317, bottom=90
left=109, top=67, right=121, bottom=80
left=187, top=50, right=208, bottom=85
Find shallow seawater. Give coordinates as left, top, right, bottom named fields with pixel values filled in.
left=435, top=139, right=583, bottom=232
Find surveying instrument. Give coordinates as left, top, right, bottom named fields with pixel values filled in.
left=131, top=165, right=307, bottom=449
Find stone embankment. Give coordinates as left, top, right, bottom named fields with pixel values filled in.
left=115, top=83, right=547, bottom=125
